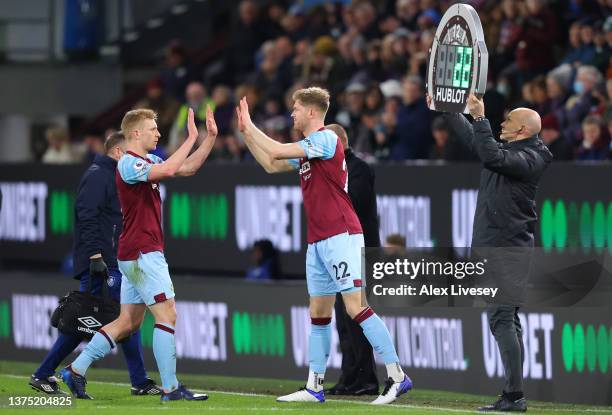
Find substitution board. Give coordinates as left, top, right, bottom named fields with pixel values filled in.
left=427, top=3, right=488, bottom=113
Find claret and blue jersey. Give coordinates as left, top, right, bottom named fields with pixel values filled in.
left=288, top=129, right=364, bottom=297
left=115, top=151, right=174, bottom=306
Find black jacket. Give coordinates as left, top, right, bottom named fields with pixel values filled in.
left=72, top=154, right=122, bottom=278
left=444, top=114, right=553, bottom=247
left=345, top=149, right=381, bottom=248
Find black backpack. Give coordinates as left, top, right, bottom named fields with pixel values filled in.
left=50, top=275, right=120, bottom=340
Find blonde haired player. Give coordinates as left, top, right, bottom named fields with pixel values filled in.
left=61, top=107, right=217, bottom=402
left=236, top=87, right=412, bottom=405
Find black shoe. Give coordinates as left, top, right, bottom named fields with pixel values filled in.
left=59, top=366, right=93, bottom=400
left=478, top=395, right=527, bottom=412
left=131, top=378, right=162, bottom=395
left=325, top=383, right=351, bottom=395
left=346, top=382, right=379, bottom=396
left=161, top=384, right=208, bottom=401
left=29, top=374, right=67, bottom=395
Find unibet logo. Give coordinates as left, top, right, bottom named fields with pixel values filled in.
left=377, top=195, right=434, bottom=248
left=77, top=316, right=102, bottom=328
left=540, top=200, right=612, bottom=253
left=562, top=322, right=612, bottom=374
left=169, top=192, right=228, bottom=240
left=0, top=182, right=47, bottom=241
left=49, top=191, right=75, bottom=235
left=232, top=311, right=285, bottom=357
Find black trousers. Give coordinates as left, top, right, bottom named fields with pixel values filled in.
left=334, top=293, right=378, bottom=387
left=487, top=304, right=524, bottom=394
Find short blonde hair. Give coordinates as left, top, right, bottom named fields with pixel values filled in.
left=120, top=109, right=157, bottom=137
left=292, top=87, right=330, bottom=114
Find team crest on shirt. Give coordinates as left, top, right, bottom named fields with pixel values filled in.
left=299, top=161, right=311, bottom=180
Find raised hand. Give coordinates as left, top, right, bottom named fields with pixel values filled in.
left=467, top=94, right=485, bottom=118
left=235, top=106, right=245, bottom=133
left=239, top=97, right=253, bottom=127
left=187, top=108, right=198, bottom=140
left=205, top=105, right=218, bottom=138
left=235, top=97, right=253, bottom=133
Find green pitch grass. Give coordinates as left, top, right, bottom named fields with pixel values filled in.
left=0, top=361, right=610, bottom=414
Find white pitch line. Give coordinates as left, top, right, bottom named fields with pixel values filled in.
left=3, top=374, right=611, bottom=414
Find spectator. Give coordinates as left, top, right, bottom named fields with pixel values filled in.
left=228, top=0, right=268, bottom=83
left=530, top=76, right=551, bottom=116
left=540, top=115, right=573, bottom=161
left=336, top=82, right=367, bottom=148
left=168, top=82, right=214, bottom=154
left=429, top=117, right=450, bottom=160
left=521, top=0, right=559, bottom=72
left=42, top=126, right=79, bottom=164
left=576, top=116, right=608, bottom=160
left=577, top=20, right=597, bottom=66
left=557, top=65, right=604, bottom=143
left=211, top=85, right=235, bottom=136
left=562, top=22, right=584, bottom=66
left=280, top=4, right=307, bottom=42
left=254, top=40, right=287, bottom=101
left=430, top=115, right=479, bottom=162
left=160, top=41, right=196, bottom=102
left=391, top=76, right=433, bottom=160
left=494, top=0, right=522, bottom=76
left=245, top=239, right=279, bottom=280
left=545, top=66, right=572, bottom=117
left=135, top=79, right=180, bottom=144
left=590, top=21, right=611, bottom=73
left=82, top=132, right=105, bottom=163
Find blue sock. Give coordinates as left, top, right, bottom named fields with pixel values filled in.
left=308, top=318, right=332, bottom=374
left=71, top=330, right=115, bottom=376
left=356, top=308, right=399, bottom=365
left=120, top=330, right=148, bottom=387
left=153, top=323, right=179, bottom=392
left=35, top=333, right=82, bottom=379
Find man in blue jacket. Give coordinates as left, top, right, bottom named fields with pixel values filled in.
left=29, top=132, right=161, bottom=396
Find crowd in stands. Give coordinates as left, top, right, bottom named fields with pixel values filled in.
left=41, top=0, right=611, bottom=165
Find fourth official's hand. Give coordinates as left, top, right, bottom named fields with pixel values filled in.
left=467, top=94, right=485, bottom=119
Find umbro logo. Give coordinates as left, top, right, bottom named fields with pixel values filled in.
left=78, top=316, right=102, bottom=328
left=41, top=384, right=54, bottom=392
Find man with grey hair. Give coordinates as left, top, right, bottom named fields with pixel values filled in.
left=556, top=64, right=605, bottom=142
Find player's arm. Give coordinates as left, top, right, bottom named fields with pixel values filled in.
left=236, top=100, right=297, bottom=173
left=176, top=106, right=218, bottom=176
left=147, top=109, right=198, bottom=181
left=243, top=129, right=296, bottom=173
left=237, top=97, right=305, bottom=160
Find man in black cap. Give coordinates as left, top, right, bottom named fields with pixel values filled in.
left=431, top=94, right=552, bottom=412
left=324, top=123, right=379, bottom=396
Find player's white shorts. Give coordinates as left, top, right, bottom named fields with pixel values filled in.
left=118, top=251, right=175, bottom=306
left=306, top=232, right=364, bottom=297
